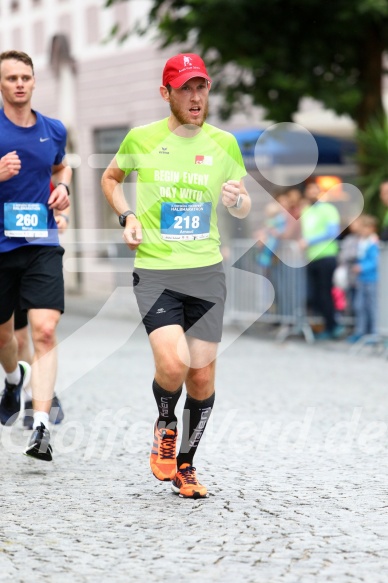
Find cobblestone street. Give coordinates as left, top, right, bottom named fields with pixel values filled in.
left=1, top=292, right=387, bottom=582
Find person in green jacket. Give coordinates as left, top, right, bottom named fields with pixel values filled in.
left=300, top=181, right=343, bottom=340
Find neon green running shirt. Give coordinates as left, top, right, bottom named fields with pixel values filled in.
left=301, top=201, right=340, bottom=261
left=116, top=119, right=246, bottom=269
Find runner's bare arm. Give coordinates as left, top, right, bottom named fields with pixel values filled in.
left=50, top=163, right=72, bottom=210
left=54, top=206, right=70, bottom=234
left=221, top=179, right=251, bottom=218
left=101, top=157, right=142, bottom=250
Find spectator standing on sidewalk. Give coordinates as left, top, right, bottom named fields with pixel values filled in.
left=347, top=214, right=380, bottom=343
left=337, top=217, right=361, bottom=317
left=255, top=192, right=297, bottom=317
left=300, top=180, right=343, bottom=340
left=283, top=187, right=304, bottom=241
left=255, top=192, right=288, bottom=270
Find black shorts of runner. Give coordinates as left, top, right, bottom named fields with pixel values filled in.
left=14, top=301, right=28, bottom=330
left=133, top=262, right=226, bottom=343
left=0, top=245, right=65, bottom=325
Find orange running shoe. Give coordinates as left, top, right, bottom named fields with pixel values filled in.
left=150, top=422, right=177, bottom=481
left=171, top=464, right=208, bottom=499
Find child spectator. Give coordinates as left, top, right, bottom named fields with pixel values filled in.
left=347, top=215, right=380, bottom=343
left=337, top=217, right=361, bottom=316
left=283, top=187, right=304, bottom=240
left=255, top=193, right=289, bottom=316
left=255, top=193, right=288, bottom=268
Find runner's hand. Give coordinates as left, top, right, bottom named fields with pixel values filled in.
left=55, top=214, right=69, bottom=234
left=48, top=184, right=70, bottom=210
left=0, top=151, right=21, bottom=182
left=221, top=180, right=241, bottom=208
left=123, top=216, right=143, bottom=250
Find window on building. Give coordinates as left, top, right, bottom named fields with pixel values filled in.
left=94, top=127, right=130, bottom=230
left=114, top=2, right=129, bottom=28
left=33, top=20, right=45, bottom=55
left=59, top=13, right=72, bottom=48
left=12, top=27, right=22, bottom=49
left=86, top=5, right=100, bottom=45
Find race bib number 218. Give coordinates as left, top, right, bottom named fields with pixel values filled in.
left=160, top=202, right=212, bottom=241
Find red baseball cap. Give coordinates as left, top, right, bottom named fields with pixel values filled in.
left=162, top=53, right=212, bottom=88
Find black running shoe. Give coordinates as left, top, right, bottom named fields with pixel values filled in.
left=23, top=394, right=65, bottom=430
left=49, top=394, right=65, bottom=425
left=24, top=423, right=53, bottom=462
left=23, top=400, right=34, bottom=430
left=0, top=361, right=31, bottom=426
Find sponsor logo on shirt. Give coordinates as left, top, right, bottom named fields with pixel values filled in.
left=159, top=147, right=170, bottom=155
left=195, top=155, right=213, bottom=166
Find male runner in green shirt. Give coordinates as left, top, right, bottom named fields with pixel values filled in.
left=102, top=53, right=250, bottom=498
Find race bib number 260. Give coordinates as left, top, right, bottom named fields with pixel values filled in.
left=4, top=202, right=48, bottom=238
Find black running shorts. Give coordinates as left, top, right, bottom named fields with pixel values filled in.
left=133, top=262, right=226, bottom=342
left=14, top=301, right=28, bottom=330
left=0, top=245, right=65, bottom=325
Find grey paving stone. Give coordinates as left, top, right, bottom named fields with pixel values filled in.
left=1, top=298, right=388, bottom=582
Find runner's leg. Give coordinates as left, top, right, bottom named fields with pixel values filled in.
left=28, top=308, right=60, bottom=417
left=148, top=324, right=187, bottom=481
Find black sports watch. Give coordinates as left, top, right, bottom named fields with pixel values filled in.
left=119, top=210, right=136, bottom=227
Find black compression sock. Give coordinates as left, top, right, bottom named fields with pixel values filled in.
left=152, top=380, right=182, bottom=431
left=176, top=392, right=215, bottom=468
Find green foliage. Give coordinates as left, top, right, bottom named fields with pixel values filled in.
left=105, top=0, right=126, bottom=6
left=102, top=23, right=130, bottom=45
left=105, top=0, right=388, bottom=127
left=356, top=116, right=388, bottom=216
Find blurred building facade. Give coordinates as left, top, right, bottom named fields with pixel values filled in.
left=0, top=0, right=177, bottom=292
left=0, top=0, right=360, bottom=294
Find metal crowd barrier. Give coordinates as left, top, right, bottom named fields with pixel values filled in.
left=224, top=239, right=388, bottom=344
left=377, top=243, right=388, bottom=337
left=224, top=239, right=314, bottom=342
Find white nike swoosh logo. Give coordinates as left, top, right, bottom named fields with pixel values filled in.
left=40, top=137, right=50, bottom=142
